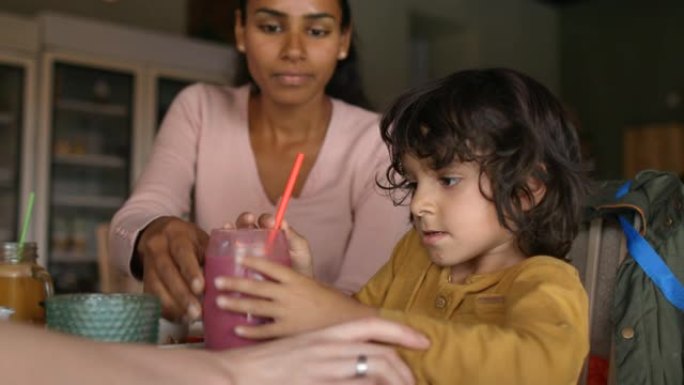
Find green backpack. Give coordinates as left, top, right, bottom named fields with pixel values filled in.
left=590, top=170, right=684, bottom=385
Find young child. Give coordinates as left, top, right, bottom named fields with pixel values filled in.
left=215, top=68, right=591, bottom=384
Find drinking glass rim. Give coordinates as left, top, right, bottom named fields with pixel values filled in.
left=45, top=293, right=159, bottom=303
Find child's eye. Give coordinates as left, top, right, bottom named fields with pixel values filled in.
left=259, top=23, right=283, bottom=34
left=308, top=28, right=330, bottom=38
left=403, top=181, right=417, bottom=191
left=439, top=177, right=461, bottom=187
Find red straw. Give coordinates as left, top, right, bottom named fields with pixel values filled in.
left=267, top=152, right=305, bottom=247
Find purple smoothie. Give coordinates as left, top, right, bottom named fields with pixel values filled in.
left=203, top=229, right=291, bottom=350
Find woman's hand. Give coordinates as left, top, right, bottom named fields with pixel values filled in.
left=214, top=255, right=377, bottom=339
left=217, top=317, right=430, bottom=385
left=224, top=212, right=314, bottom=277
left=136, top=216, right=208, bottom=321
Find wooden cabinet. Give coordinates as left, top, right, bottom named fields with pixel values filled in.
left=623, top=123, right=684, bottom=178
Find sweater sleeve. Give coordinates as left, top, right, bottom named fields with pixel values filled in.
left=378, top=263, right=589, bottom=385
left=332, top=128, right=410, bottom=293
left=108, top=84, right=205, bottom=277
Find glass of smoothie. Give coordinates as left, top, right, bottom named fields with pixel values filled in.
left=202, top=228, right=291, bottom=350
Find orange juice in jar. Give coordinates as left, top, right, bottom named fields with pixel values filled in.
left=0, top=242, right=54, bottom=324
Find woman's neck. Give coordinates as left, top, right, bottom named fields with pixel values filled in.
left=246, top=90, right=332, bottom=203
left=249, top=92, right=332, bottom=144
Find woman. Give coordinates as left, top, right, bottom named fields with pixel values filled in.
left=110, top=0, right=408, bottom=321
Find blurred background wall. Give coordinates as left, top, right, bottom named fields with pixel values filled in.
left=560, top=0, right=684, bottom=178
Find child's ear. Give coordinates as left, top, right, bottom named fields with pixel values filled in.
left=522, top=175, right=546, bottom=211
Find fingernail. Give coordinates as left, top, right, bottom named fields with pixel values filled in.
left=214, top=277, right=227, bottom=289
left=187, top=303, right=202, bottom=320
left=192, top=278, right=204, bottom=294
left=418, top=334, right=431, bottom=346
left=216, top=296, right=230, bottom=308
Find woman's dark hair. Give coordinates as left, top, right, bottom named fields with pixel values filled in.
left=379, top=68, right=591, bottom=258
left=234, top=0, right=371, bottom=109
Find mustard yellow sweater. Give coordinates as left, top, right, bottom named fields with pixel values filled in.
left=355, top=230, right=589, bottom=385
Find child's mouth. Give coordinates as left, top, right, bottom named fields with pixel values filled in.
left=421, top=230, right=448, bottom=245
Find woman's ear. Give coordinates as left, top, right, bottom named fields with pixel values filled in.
left=338, top=26, right=352, bottom=60
left=234, top=9, right=246, bottom=53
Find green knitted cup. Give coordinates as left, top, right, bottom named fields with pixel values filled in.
left=46, top=293, right=160, bottom=344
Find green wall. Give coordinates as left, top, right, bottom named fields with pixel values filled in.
left=351, top=0, right=559, bottom=109
left=560, top=0, right=684, bottom=178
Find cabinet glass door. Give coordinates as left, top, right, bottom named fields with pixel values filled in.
left=0, top=64, right=25, bottom=243
left=48, top=62, right=134, bottom=293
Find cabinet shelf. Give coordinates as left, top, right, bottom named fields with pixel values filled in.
left=0, top=228, right=12, bottom=241
left=53, top=153, right=126, bottom=168
left=0, top=167, right=14, bottom=188
left=51, top=250, right=96, bottom=263
left=0, top=112, right=14, bottom=125
left=52, top=194, right=124, bottom=209
left=55, top=98, right=129, bottom=117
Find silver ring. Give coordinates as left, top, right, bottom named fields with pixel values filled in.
left=355, top=354, right=369, bottom=377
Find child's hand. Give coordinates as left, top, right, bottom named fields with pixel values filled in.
left=224, top=212, right=314, bottom=277
left=214, top=256, right=378, bottom=339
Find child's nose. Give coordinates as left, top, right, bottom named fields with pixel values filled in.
left=410, top=188, right=432, bottom=218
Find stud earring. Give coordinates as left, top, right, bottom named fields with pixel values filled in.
left=338, top=51, right=347, bottom=60
left=237, top=44, right=245, bottom=53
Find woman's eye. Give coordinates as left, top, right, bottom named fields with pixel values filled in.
left=308, top=28, right=330, bottom=37
left=259, top=24, right=283, bottom=33
left=440, top=177, right=460, bottom=187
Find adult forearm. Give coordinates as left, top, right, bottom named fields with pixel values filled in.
left=0, top=323, right=228, bottom=385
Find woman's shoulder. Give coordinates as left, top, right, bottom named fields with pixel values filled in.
left=330, top=97, right=380, bottom=132
left=329, top=98, right=384, bottom=156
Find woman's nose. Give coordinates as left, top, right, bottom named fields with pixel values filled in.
left=282, top=31, right=306, bottom=61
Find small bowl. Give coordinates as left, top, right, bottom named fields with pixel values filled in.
left=46, top=293, right=160, bottom=344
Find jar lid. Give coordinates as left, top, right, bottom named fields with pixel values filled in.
left=1, top=242, right=38, bottom=262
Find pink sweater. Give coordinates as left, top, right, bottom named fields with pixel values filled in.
left=109, top=84, right=409, bottom=292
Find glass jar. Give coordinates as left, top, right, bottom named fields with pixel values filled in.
left=0, top=242, right=54, bottom=323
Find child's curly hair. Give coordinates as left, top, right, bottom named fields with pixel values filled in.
left=379, top=68, right=590, bottom=258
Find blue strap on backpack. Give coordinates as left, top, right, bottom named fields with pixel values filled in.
left=616, top=181, right=684, bottom=312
